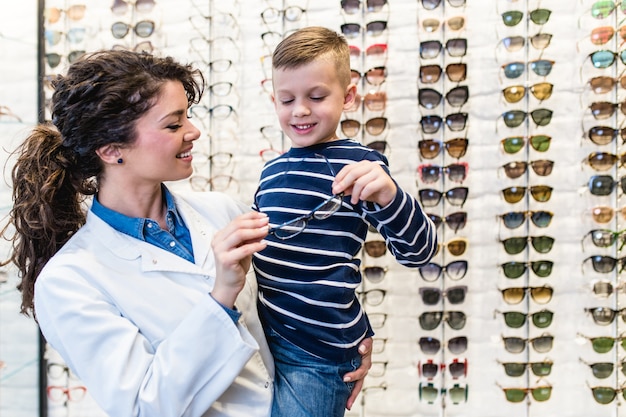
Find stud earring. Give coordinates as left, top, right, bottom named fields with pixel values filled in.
left=117, top=158, right=123, bottom=164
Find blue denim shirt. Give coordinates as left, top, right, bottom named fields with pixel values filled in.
left=91, top=185, right=240, bottom=322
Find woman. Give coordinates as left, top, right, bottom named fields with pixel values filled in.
left=1, top=50, right=370, bottom=417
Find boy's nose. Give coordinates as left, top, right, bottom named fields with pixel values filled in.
left=293, top=102, right=311, bottom=117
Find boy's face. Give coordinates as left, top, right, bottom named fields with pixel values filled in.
left=272, top=58, right=356, bottom=148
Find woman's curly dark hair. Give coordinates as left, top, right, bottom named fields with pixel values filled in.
left=1, top=50, right=205, bottom=316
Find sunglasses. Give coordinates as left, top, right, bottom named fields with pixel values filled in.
left=498, top=384, right=552, bottom=403
left=340, top=117, right=388, bottom=137
left=421, top=0, right=466, bottom=10
left=499, top=235, right=555, bottom=255
left=584, top=152, right=626, bottom=171
left=428, top=211, right=468, bottom=232
left=418, top=86, right=469, bottom=109
left=502, top=333, right=554, bottom=353
left=499, top=109, right=553, bottom=128
left=588, top=0, right=626, bottom=19
left=502, top=82, right=553, bottom=103
left=363, top=240, right=386, bottom=258
left=500, top=286, right=554, bottom=305
left=418, top=138, right=468, bottom=160
left=111, top=20, right=156, bottom=39
left=584, top=255, right=626, bottom=273
left=587, top=49, right=626, bottom=69
left=589, top=100, right=626, bottom=119
left=44, top=28, right=86, bottom=46
left=435, top=237, right=469, bottom=257
left=341, top=21, right=388, bottom=38
left=45, top=51, right=85, bottom=68
left=419, top=260, right=468, bottom=281
left=494, top=309, right=554, bottom=329
left=581, top=358, right=626, bottom=379
left=357, top=289, right=386, bottom=307
left=592, top=280, right=626, bottom=297
left=500, top=260, right=553, bottom=279
left=578, top=332, right=626, bottom=353
left=350, top=66, right=387, bottom=85
left=420, top=113, right=469, bottom=134
left=501, top=60, right=555, bottom=79
left=419, top=383, right=468, bottom=404
left=419, top=63, right=467, bottom=83
left=341, top=0, right=389, bottom=14
left=417, top=162, right=469, bottom=184
left=589, top=25, right=626, bottom=46
left=418, top=358, right=468, bottom=379
left=366, top=140, right=389, bottom=154
left=589, top=385, right=626, bottom=404
left=500, top=160, right=554, bottom=179
left=347, top=91, right=387, bottom=112
left=590, top=205, right=626, bottom=223
left=363, top=265, right=388, bottom=283
left=418, top=187, right=469, bottom=208
left=349, top=43, right=388, bottom=59
left=419, top=285, right=468, bottom=305
left=418, top=336, right=468, bottom=355
left=588, top=74, right=626, bottom=94
left=585, top=306, right=626, bottom=325
left=419, top=310, right=466, bottom=330
left=501, top=135, right=552, bottom=154
left=498, top=360, right=553, bottom=377
left=583, top=229, right=626, bottom=251
left=419, top=38, right=467, bottom=60
left=45, top=5, right=86, bottom=24
left=501, top=185, right=553, bottom=204
left=586, top=125, right=626, bottom=145
left=499, top=34, right=552, bottom=52
left=588, top=175, right=626, bottom=196
left=112, top=0, right=155, bottom=14
left=420, top=16, right=466, bottom=33
left=501, top=9, right=551, bottom=26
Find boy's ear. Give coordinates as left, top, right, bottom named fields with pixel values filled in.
left=96, top=143, right=123, bottom=165
left=343, top=83, right=358, bottom=110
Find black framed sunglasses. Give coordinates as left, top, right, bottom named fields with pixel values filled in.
left=420, top=113, right=469, bottom=134
left=418, top=336, right=468, bottom=355
left=418, top=187, right=469, bottom=207
left=419, top=38, right=467, bottom=59
left=499, top=210, right=554, bottom=229
left=419, top=63, right=467, bottom=83
left=428, top=211, right=468, bottom=232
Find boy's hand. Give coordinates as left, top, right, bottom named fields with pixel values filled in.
left=332, top=161, right=397, bottom=206
left=343, top=338, right=373, bottom=410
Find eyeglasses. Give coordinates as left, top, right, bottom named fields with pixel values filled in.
left=581, top=358, right=626, bottom=379
left=585, top=306, right=626, bottom=325
left=501, top=9, right=552, bottom=26
left=499, top=210, right=553, bottom=229
left=418, top=358, right=468, bottom=379
left=587, top=49, right=626, bottom=69
left=588, top=100, right=626, bottom=119
left=190, top=104, right=237, bottom=120
left=502, top=83, right=553, bottom=103
left=340, top=117, right=388, bottom=137
left=420, top=16, right=466, bottom=33
left=494, top=309, right=554, bottom=329
left=419, top=63, right=467, bottom=83
left=419, top=285, right=468, bottom=305
left=420, top=113, right=469, bottom=134
left=590, top=205, right=626, bottom=223
left=435, top=237, right=469, bottom=257
left=191, top=151, right=233, bottom=168
left=418, top=187, right=469, bottom=208
left=501, top=135, right=552, bottom=154
left=350, top=67, right=387, bottom=86
left=428, top=212, right=468, bottom=232
left=267, top=155, right=344, bottom=240
left=44, top=28, right=86, bottom=46
left=419, top=310, right=466, bottom=330
left=501, top=60, right=555, bottom=79
left=498, top=360, right=553, bottom=377
left=584, top=152, right=626, bottom=171
left=499, top=34, right=553, bottom=52
left=363, top=266, right=388, bottom=283
left=46, top=362, right=78, bottom=380
left=502, top=333, right=554, bottom=353
left=418, top=336, right=468, bottom=355
left=357, top=289, right=386, bottom=306
left=367, top=312, right=388, bottom=329
left=372, top=337, right=387, bottom=354
left=499, top=109, right=553, bottom=128
left=418, top=86, right=469, bottom=109
left=364, top=240, right=386, bottom=257
left=419, top=260, right=468, bottom=281
left=189, top=174, right=239, bottom=193
left=419, top=383, right=468, bottom=404
left=586, top=126, right=626, bottom=145
left=418, top=138, right=468, bottom=160
left=111, top=20, right=156, bottom=39
left=112, top=41, right=154, bottom=54
left=588, top=175, right=626, bottom=196
left=419, top=38, right=467, bottom=59
left=588, top=75, right=626, bottom=94
left=578, top=333, right=626, bottom=353
left=588, top=0, right=626, bottom=19
left=501, top=185, right=553, bottom=204
left=584, top=255, right=626, bottom=273
left=261, top=6, right=306, bottom=24
left=501, top=160, right=554, bottom=179
left=583, top=229, right=626, bottom=250
left=589, top=384, right=626, bottom=404
left=417, top=163, right=469, bottom=184
left=421, top=0, right=466, bottom=10
left=501, top=260, right=553, bottom=279
left=341, top=21, right=388, bottom=38
left=46, top=385, right=87, bottom=403
left=45, top=5, right=86, bottom=24
left=341, top=0, right=389, bottom=14
left=498, top=384, right=552, bottom=402
left=499, top=235, right=555, bottom=255
left=500, top=286, right=554, bottom=305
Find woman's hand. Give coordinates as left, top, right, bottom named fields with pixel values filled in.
left=343, top=337, right=373, bottom=410
left=210, top=211, right=268, bottom=308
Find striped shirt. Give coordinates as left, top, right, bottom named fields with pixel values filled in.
left=252, top=139, right=437, bottom=361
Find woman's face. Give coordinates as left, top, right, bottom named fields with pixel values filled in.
left=123, top=80, right=201, bottom=186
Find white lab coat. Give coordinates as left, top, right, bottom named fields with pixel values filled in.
left=34, top=191, right=274, bottom=417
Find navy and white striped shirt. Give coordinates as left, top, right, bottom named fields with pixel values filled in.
left=252, top=139, right=437, bottom=361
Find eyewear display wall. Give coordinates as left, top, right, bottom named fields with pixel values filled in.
left=0, top=0, right=621, bottom=416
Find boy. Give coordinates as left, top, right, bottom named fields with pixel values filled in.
left=252, top=26, right=437, bottom=417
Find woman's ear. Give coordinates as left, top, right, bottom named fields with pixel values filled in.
left=96, top=144, right=123, bottom=165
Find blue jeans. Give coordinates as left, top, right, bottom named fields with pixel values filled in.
left=266, top=328, right=360, bottom=417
